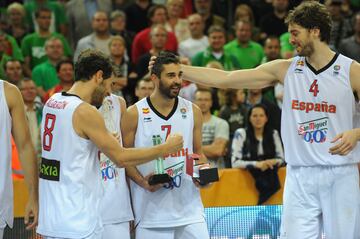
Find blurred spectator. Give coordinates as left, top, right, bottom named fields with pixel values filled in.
left=112, top=0, right=133, bottom=11
left=18, top=78, right=43, bottom=158
left=109, top=10, right=135, bottom=61
left=326, top=0, right=353, bottom=50
left=74, top=11, right=112, bottom=61
left=194, top=0, right=225, bottom=35
left=179, top=79, right=197, bottom=102
left=66, top=0, right=112, bottom=49
left=125, top=0, right=153, bottom=33
left=219, top=89, right=248, bottom=168
left=4, top=59, right=23, bottom=85
left=24, top=0, right=68, bottom=35
left=259, top=0, right=289, bottom=40
left=246, top=89, right=281, bottom=133
left=195, top=88, right=229, bottom=169
left=32, top=37, right=65, bottom=98
left=131, top=4, right=178, bottom=64
left=231, top=104, right=284, bottom=205
left=5, top=3, right=29, bottom=46
left=21, top=7, right=72, bottom=76
left=135, top=77, right=155, bottom=100
left=279, top=32, right=295, bottom=59
left=261, top=36, right=281, bottom=104
left=192, top=25, right=240, bottom=70
left=109, top=35, right=131, bottom=97
left=178, top=13, right=209, bottom=59
left=0, top=30, right=24, bottom=62
left=136, top=24, right=167, bottom=79
left=0, top=32, right=11, bottom=80
left=165, top=0, right=190, bottom=42
left=234, top=4, right=261, bottom=41
left=42, top=59, right=74, bottom=103
left=225, top=20, right=264, bottom=69
left=338, top=12, right=360, bottom=62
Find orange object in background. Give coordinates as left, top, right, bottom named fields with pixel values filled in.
left=11, top=136, right=24, bottom=179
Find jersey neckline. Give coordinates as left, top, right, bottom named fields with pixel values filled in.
left=146, top=96, right=179, bottom=121
left=305, top=53, right=339, bottom=75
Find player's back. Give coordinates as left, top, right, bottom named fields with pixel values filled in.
left=0, top=80, right=14, bottom=228
left=37, top=92, right=102, bottom=238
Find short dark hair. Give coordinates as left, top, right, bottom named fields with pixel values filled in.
left=74, top=49, right=113, bottom=82
left=147, top=4, right=167, bottom=22
left=285, top=1, right=331, bottom=43
left=207, top=25, right=226, bottom=36
left=56, top=59, right=73, bottom=73
left=151, top=51, right=180, bottom=79
left=35, top=7, right=51, bottom=18
left=4, top=59, right=21, bottom=70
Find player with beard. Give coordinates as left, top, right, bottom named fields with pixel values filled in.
left=122, top=51, right=210, bottom=239
left=149, top=2, right=360, bottom=238
left=37, top=49, right=183, bottom=239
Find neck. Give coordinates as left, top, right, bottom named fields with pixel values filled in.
left=248, top=94, right=261, bottom=105
left=203, top=111, right=212, bottom=122
left=274, top=10, right=286, bottom=19
left=168, top=17, right=178, bottom=27
left=59, top=81, right=73, bottom=91
left=38, top=29, right=50, bottom=37
left=67, top=81, right=95, bottom=104
left=48, top=58, right=60, bottom=66
left=112, top=55, right=123, bottom=64
left=237, top=40, right=249, bottom=48
left=254, top=128, right=264, bottom=139
left=150, top=48, right=163, bottom=55
left=192, top=33, right=203, bottom=40
left=149, top=92, right=176, bottom=111
left=25, top=101, right=34, bottom=109
left=306, top=42, right=335, bottom=70
left=95, top=32, right=110, bottom=39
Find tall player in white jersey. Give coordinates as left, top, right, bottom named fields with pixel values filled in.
left=98, top=92, right=133, bottom=238
left=0, top=80, right=38, bottom=238
left=37, top=49, right=183, bottom=239
left=122, top=52, right=210, bottom=239
left=149, top=2, right=360, bottom=238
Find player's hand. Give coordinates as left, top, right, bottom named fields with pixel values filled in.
left=148, top=56, right=157, bottom=72
left=143, top=173, right=164, bottom=192
left=165, top=134, right=183, bottom=154
left=255, top=161, right=271, bottom=171
left=329, top=129, right=360, bottom=155
left=192, top=178, right=212, bottom=189
left=24, top=193, right=38, bottom=230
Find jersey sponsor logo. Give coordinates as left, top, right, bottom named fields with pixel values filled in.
left=144, top=117, right=152, bottom=122
left=164, top=147, right=189, bottom=159
left=164, top=162, right=184, bottom=189
left=333, top=65, right=341, bottom=75
left=142, top=108, right=150, bottom=114
left=291, top=100, right=336, bottom=113
left=40, top=157, right=60, bottom=181
left=180, top=108, right=187, bottom=119
left=46, top=98, right=69, bottom=109
left=100, top=158, right=119, bottom=182
left=297, top=117, right=328, bottom=143
left=294, top=68, right=303, bottom=73
left=296, top=60, right=304, bottom=66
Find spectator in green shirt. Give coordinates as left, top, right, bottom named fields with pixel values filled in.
left=21, top=7, right=72, bottom=77
left=31, top=37, right=65, bottom=98
left=0, top=33, right=12, bottom=80
left=280, top=32, right=295, bottom=59
left=24, top=0, right=67, bottom=35
left=191, top=25, right=240, bottom=70
left=224, top=20, right=264, bottom=69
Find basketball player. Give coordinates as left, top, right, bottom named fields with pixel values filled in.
left=98, top=92, right=133, bottom=238
left=122, top=51, right=209, bottom=239
left=37, top=49, right=183, bottom=239
left=0, top=80, right=38, bottom=238
left=149, top=2, right=360, bottom=238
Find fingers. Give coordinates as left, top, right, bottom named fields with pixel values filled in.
left=329, top=140, right=354, bottom=155
left=25, top=210, right=38, bottom=230
left=330, top=133, right=343, bottom=143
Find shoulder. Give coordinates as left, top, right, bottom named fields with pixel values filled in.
left=212, top=115, right=229, bottom=126
left=234, top=128, right=246, bottom=139
left=4, top=81, right=22, bottom=109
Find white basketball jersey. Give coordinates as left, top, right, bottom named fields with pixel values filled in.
left=282, top=54, right=357, bottom=166
left=99, top=94, right=133, bottom=224
left=37, top=93, right=102, bottom=238
left=131, top=97, right=205, bottom=228
left=0, top=80, right=13, bottom=228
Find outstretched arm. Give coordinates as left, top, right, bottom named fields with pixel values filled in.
left=180, top=59, right=291, bottom=89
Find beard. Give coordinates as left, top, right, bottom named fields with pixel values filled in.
left=297, top=41, right=314, bottom=57
left=91, top=84, right=107, bottom=108
left=158, top=80, right=181, bottom=99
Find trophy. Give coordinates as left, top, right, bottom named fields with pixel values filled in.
left=186, top=154, right=219, bottom=185
left=148, top=135, right=172, bottom=185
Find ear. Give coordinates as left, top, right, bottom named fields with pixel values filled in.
left=94, top=70, right=104, bottom=84
left=310, top=28, right=321, bottom=39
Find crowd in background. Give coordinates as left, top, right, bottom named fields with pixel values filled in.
left=1, top=0, right=360, bottom=203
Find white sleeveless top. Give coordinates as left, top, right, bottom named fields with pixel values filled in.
left=131, top=97, right=205, bottom=228
left=0, top=80, right=13, bottom=228
left=99, top=94, right=133, bottom=224
left=282, top=54, right=357, bottom=166
left=37, top=93, right=102, bottom=238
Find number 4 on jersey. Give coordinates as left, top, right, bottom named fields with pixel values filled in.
left=309, top=80, right=319, bottom=97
